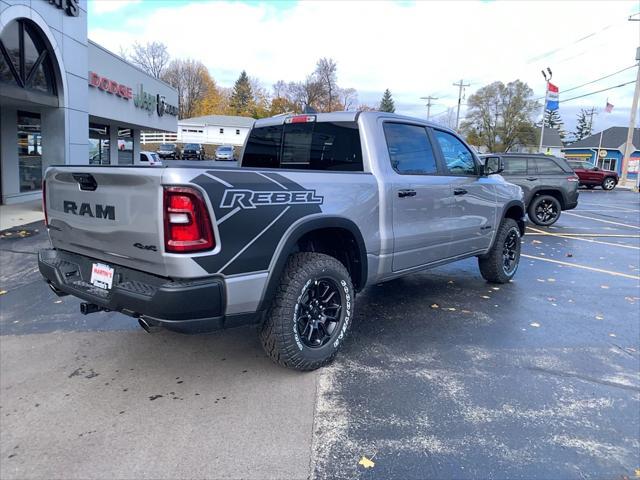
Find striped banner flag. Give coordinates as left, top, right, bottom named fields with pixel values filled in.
left=605, top=101, right=614, bottom=113
left=546, top=83, right=559, bottom=111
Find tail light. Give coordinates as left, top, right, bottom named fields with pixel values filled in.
left=163, top=186, right=215, bottom=253
left=42, top=180, right=48, bottom=227
left=567, top=176, right=579, bottom=182
left=285, top=115, right=316, bottom=124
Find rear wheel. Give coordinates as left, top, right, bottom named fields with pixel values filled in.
left=528, top=195, right=561, bottom=226
left=259, top=252, right=354, bottom=371
left=478, top=218, right=521, bottom=284
left=602, top=177, right=616, bottom=190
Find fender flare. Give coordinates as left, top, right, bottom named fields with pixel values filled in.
left=500, top=199, right=526, bottom=234
left=257, top=216, right=368, bottom=312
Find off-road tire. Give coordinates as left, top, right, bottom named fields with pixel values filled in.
left=478, top=218, right=521, bottom=284
left=602, top=177, right=616, bottom=190
left=528, top=194, right=562, bottom=226
left=259, top=252, right=355, bottom=371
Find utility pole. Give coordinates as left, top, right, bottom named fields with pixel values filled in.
left=420, top=96, right=438, bottom=120
left=453, top=79, right=470, bottom=130
left=620, top=46, right=640, bottom=188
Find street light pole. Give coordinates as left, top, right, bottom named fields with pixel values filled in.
left=620, top=46, right=640, bottom=188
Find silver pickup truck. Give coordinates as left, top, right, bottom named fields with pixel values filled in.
left=39, top=112, right=525, bottom=371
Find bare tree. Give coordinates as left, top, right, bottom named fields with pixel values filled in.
left=122, top=41, right=170, bottom=79
left=162, top=59, right=211, bottom=119
left=339, top=88, right=358, bottom=111
left=314, top=57, right=338, bottom=112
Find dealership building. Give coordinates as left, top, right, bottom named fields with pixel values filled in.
left=0, top=0, right=178, bottom=205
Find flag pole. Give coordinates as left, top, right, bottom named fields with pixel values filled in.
left=539, top=79, right=548, bottom=153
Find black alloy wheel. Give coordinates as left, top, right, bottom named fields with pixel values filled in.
left=295, top=278, right=343, bottom=348
left=534, top=198, right=559, bottom=224
left=502, top=229, right=519, bottom=276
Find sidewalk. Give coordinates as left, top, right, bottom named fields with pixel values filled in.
left=0, top=200, right=44, bottom=231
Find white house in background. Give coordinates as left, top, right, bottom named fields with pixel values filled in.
left=510, top=127, right=565, bottom=157
left=141, top=114, right=255, bottom=147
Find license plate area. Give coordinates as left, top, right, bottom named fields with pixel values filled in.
left=90, top=262, right=114, bottom=290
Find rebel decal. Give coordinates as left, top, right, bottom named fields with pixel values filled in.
left=190, top=170, right=323, bottom=275
left=220, top=189, right=323, bottom=209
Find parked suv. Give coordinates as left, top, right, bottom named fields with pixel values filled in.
left=40, top=112, right=525, bottom=371
left=482, top=153, right=579, bottom=226
left=182, top=143, right=206, bottom=160
left=156, top=143, right=181, bottom=160
left=567, top=160, right=618, bottom=190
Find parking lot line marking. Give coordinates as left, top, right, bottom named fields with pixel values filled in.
left=526, top=227, right=640, bottom=250
left=578, top=203, right=640, bottom=213
left=562, top=212, right=640, bottom=230
left=526, top=232, right=640, bottom=238
left=521, top=254, right=640, bottom=280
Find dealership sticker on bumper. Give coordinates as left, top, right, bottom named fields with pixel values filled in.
left=90, top=263, right=114, bottom=290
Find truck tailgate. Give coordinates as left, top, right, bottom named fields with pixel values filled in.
left=45, top=167, right=168, bottom=277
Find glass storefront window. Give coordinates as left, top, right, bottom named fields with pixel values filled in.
left=117, top=128, right=133, bottom=165
left=89, top=123, right=110, bottom=165
left=17, top=111, right=42, bottom=192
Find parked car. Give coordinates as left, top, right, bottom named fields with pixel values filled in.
left=139, top=151, right=162, bottom=166
left=182, top=143, right=206, bottom=160
left=480, top=153, right=579, bottom=226
left=40, top=112, right=525, bottom=371
left=215, top=145, right=235, bottom=161
left=567, top=160, right=618, bottom=190
left=156, top=143, right=181, bottom=160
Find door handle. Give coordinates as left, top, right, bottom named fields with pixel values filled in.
left=526, top=177, right=538, bottom=181
left=453, top=188, right=468, bottom=196
left=398, top=189, right=417, bottom=198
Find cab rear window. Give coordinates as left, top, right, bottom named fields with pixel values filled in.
left=242, top=121, right=363, bottom=171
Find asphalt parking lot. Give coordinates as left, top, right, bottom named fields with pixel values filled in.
left=1, top=188, right=638, bottom=480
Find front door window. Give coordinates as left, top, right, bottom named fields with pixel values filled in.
left=17, top=111, right=42, bottom=192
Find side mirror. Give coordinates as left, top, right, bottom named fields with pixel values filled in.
left=483, top=156, right=504, bottom=175
left=592, top=166, right=600, bottom=171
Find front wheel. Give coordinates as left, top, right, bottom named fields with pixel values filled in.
left=260, top=252, right=355, bottom=371
left=528, top=195, right=561, bottom=226
left=478, top=218, right=521, bottom=284
left=602, top=177, right=616, bottom=190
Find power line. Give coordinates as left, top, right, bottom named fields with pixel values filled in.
left=561, top=80, right=635, bottom=104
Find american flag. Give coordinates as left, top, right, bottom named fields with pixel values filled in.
left=605, top=101, right=614, bottom=113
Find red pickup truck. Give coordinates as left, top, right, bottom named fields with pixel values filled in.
left=567, top=161, right=619, bottom=190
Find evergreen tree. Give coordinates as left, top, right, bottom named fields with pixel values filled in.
left=230, top=70, right=253, bottom=116
left=379, top=89, right=395, bottom=113
left=540, top=109, right=567, bottom=139
left=573, top=108, right=595, bottom=141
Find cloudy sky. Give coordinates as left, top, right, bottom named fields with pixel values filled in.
left=88, top=0, right=639, bottom=134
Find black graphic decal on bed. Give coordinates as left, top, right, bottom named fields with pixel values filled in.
left=190, top=170, right=323, bottom=275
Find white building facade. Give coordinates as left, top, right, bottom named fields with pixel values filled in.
left=142, top=115, right=255, bottom=147
left=0, top=0, right=178, bottom=204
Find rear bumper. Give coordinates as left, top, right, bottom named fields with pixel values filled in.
left=564, top=191, right=579, bottom=211
left=38, top=248, right=233, bottom=332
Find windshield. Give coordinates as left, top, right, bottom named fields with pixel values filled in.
left=160, top=144, right=174, bottom=150
left=185, top=144, right=199, bottom=149
left=218, top=146, right=232, bottom=152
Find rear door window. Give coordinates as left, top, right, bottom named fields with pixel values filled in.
left=503, top=157, right=527, bottom=175
left=531, top=157, right=565, bottom=174
left=383, top=123, right=437, bottom=175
